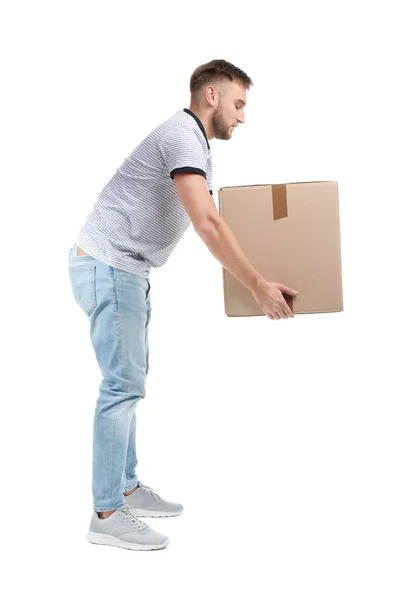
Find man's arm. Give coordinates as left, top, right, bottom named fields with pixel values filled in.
left=174, top=173, right=264, bottom=295
left=174, top=173, right=297, bottom=319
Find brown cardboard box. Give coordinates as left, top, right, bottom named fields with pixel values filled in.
left=218, top=181, right=344, bottom=316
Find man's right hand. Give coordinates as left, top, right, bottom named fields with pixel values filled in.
left=253, top=280, right=298, bottom=320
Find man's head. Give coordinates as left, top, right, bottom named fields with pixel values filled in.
left=189, top=59, right=253, bottom=141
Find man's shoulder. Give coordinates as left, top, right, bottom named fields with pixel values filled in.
left=156, top=110, right=207, bottom=147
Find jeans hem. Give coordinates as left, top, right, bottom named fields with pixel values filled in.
left=93, top=499, right=125, bottom=512
left=123, top=477, right=138, bottom=493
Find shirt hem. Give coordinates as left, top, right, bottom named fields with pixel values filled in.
left=75, top=234, right=151, bottom=278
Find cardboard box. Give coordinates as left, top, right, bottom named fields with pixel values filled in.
left=218, top=181, right=344, bottom=316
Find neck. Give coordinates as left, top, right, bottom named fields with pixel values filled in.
left=188, top=105, right=214, bottom=141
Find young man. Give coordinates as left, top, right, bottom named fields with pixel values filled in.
left=68, top=59, right=297, bottom=552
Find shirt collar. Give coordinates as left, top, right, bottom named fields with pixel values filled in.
left=183, top=108, right=210, bottom=150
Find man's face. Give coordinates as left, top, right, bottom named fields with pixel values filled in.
left=211, top=81, right=247, bottom=141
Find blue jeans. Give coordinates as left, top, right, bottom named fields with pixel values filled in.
left=68, top=244, right=151, bottom=512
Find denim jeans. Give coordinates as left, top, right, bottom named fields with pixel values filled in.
left=68, top=244, right=151, bottom=512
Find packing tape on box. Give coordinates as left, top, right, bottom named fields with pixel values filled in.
left=272, top=184, right=288, bottom=220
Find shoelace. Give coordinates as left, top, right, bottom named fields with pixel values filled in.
left=140, top=484, right=161, bottom=502
left=118, top=506, right=147, bottom=531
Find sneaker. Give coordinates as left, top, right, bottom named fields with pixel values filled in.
left=123, top=481, right=184, bottom=518
left=86, top=503, right=169, bottom=551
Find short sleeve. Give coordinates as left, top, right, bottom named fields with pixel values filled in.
left=160, top=127, right=207, bottom=180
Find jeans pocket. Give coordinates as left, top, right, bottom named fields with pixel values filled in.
left=68, top=265, right=97, bottom=315
left=146, top=279, right=151, bottom=301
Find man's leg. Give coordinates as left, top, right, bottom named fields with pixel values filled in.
left=123, top=279, right=151, bottom=497
left=69, top=258, right=148, bottom=521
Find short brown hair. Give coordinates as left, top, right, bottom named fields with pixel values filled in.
left=190, top=59, right=253, bottom=102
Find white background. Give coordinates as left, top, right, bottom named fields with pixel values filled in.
left=2, top=1, right=398, bottom=598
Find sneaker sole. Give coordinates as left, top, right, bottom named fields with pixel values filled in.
left=86, top=531, right=169, bottom=551
left=134, top=509, right=183, bottom=518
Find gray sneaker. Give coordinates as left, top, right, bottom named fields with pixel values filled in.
left=86, top=503, right=169, bottom=551
left=124, top=482, right=184, bottom=518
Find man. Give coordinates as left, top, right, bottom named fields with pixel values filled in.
left=68, top=59, right=297, bottom=552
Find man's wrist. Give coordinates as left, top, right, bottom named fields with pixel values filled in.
left=249, top=271, right=269, bottom=296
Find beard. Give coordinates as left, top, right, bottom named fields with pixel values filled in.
left=211, top=103, right=233, bottom=141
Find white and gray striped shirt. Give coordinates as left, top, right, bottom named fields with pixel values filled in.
left=75, top=108, right=213, bottom=277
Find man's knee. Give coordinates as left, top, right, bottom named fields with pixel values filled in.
left=99, top=375, right=146, bottom=406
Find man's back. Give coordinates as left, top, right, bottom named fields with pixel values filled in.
left=75, top=109, right=213, bottom=277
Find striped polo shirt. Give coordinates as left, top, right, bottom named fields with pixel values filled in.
left=75, top=108, right=213, bottom=277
